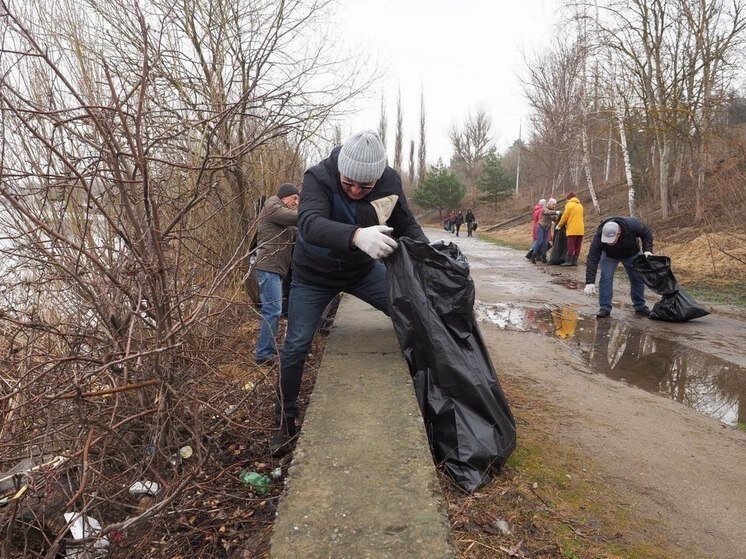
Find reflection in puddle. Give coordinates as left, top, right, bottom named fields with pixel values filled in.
left=475, top=301, right=746, bottom=427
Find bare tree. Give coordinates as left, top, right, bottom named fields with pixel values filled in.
left=408, top=139, right=416, bottom=188
left=418, top=88, right=427, bottom=184
left=523, top=37, right=585, bottom=196
left=393, top=89, right=403, bottom=172
left=450, top=109, right=493, bottom=207
left=378, top=94, right=388, bottom=150
left=0, top=0, right=373, bottom=553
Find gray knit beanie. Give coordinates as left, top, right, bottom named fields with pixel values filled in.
left=337, top=130, right=387, bottom=183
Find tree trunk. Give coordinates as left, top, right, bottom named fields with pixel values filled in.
left=658, top=138, right=671, bottom=219
left=581, top=127, right=600, bottom=214
left=616, top=107, right=636, bottom=216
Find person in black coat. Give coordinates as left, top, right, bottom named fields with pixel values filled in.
left=454, top=210, right=464, bottom=236
left=271, top=130, right=428, bottom=454
left=583, top=217, right=654, bottom=318
left=465, top=209, right=475, bottom=237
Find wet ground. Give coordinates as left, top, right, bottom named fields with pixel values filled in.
left=425, top=228, right=746, bottom=429
left=423, top=228, right=746, bottom=557
left=474, top=301, right=745, bottom=427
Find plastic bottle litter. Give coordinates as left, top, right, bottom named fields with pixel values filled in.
left=239, top=471, right=271, bottom=494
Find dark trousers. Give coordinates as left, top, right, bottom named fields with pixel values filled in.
left=566, top=235, right=583, bottom=257
left=274, top=262, right=389, bottom=423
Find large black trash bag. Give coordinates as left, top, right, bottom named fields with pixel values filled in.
left=633, top=255, right=709, bottom=322
left=548, top=227, right=567, bottom=265
left=386, top=237, right=517, bottom=491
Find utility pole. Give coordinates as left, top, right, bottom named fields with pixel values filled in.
left=515, top=119, right=522, bottom=195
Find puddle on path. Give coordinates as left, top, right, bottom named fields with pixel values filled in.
left=475, top=301, right=746, bottom=427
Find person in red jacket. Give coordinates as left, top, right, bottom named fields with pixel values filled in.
left=525, top=198, right=546, bottom=260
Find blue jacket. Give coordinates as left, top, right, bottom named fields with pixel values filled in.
left=293, top=146, right=427, bottom=288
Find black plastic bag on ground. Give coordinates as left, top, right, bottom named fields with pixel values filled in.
left=548, top=228, right=567, bottom=264
left=386, top=238, right=517, bottom=492
left=633, top=255, right=709, bottom=322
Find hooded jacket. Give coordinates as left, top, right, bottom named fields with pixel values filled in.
left=293, top=146, right=427, bottom=288
left=585, top=217, right=654, bottom=284
left=557, top=197, right=585, bottom=236
left=254, top=195, right=298, bottom=277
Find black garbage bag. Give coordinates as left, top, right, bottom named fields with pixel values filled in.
left=632, top=255, right=709, bottom=322
left=547, top=227, right=567, bottom=265
left=386, top=238, right=517, bottom=492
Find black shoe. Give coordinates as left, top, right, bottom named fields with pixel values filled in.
left=270, top=418, right=297, bottom=456
left=541, top=254, right=547, bottom=263
left=596, top=308, right=611, bottom=318
left=256, top=356, right=278, bottom=366
left=635, top=306, right=651, bottom=317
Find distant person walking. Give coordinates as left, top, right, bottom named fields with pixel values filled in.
left=447, top=210, right=456, bottom=233
left=556, top=191, right=584, bottom=266
left=465, top=209, right=476, bottom=237
left=583, top=217, right=653, bottom=319
left=454, top=210, right=464, bottom=237
left=254, top=183, right=299, bottom=364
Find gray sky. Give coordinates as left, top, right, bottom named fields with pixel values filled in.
left=337, top=0, right=561, bottom=164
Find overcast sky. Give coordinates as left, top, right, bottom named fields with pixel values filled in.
left=336, top=0, right=562, bottom=165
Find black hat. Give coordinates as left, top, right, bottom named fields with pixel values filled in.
left=277, top=183, right=299, bottom=198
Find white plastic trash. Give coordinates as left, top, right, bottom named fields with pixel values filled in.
left=63, top=512, right=108, bottom=558
left=128, top=480, right=161, bottom=496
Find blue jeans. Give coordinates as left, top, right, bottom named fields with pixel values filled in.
left=256, top=270, right=283, bottom=362
left=275, top=261, right=389, bottom=423
left=598, top=252, right=646, bottom=312
left=535, top=226, right=551, bottom=258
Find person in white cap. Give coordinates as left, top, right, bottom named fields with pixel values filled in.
left=271, top=130, right=428, bottom=454
left=583, top=216, right=654, bottom=318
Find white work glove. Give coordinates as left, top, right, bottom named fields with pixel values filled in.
left=584, top=284, right=597, bottom=296
left=643, top=251, right=653, bottom=257
left=353, top=225, right=398, bottom=259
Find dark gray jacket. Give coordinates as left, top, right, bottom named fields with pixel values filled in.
left=254, top=195, right=298, bottom=277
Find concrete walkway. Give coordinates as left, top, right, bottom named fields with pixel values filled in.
left=270, top=296, right=455, bottom=558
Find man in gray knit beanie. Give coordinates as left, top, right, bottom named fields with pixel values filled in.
left=337, top=130, right=387, bottom=185
left=270, top=128, right=428, bottom=455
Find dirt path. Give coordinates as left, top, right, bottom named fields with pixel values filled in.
left=427, top=228, right=746, bottom=558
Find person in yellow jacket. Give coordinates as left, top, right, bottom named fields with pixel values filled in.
left=556, top=191, right=584, bottom=266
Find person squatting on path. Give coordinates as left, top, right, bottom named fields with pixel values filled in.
left=583, top=217, right=654, bottom=319
left=556, top=191, right=584, bottom=266
left=271, top=130, right=428, bottom=454
left=254, top=183, right=299, bottom=365
left=526, top=198, right=546, bottom=260
left=465, top=209, right=476, bottom=237
left=532, top=198, right=560, bottom=264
